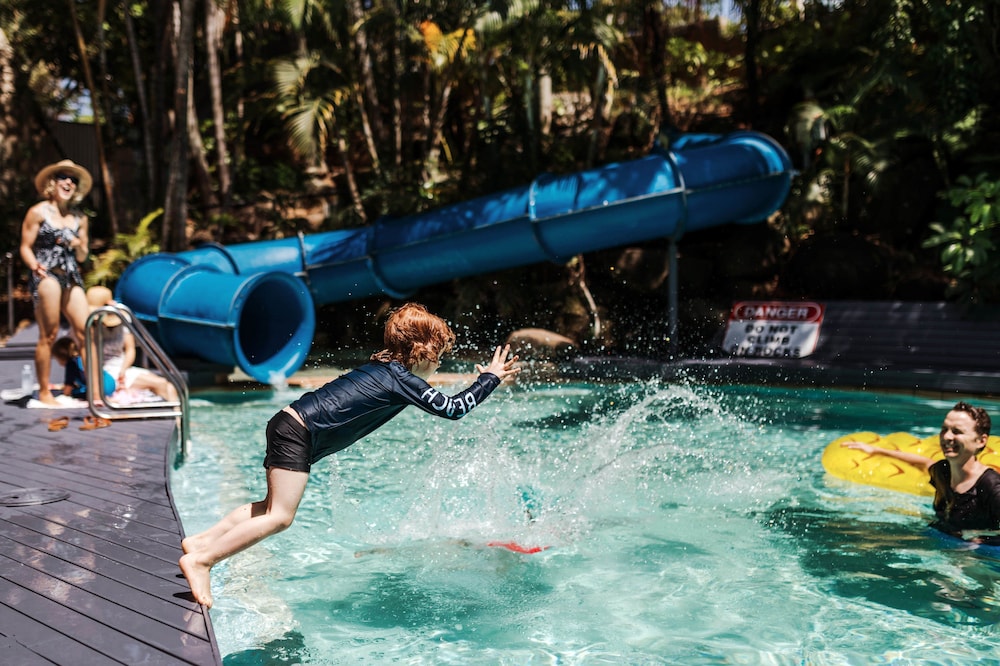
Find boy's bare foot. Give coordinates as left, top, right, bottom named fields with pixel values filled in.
left=179, top=553, right=213, bottom=608
left=36, top=391, right=60, bottom=406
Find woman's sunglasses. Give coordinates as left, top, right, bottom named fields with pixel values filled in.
left=54, top=173, right=79, bottom=186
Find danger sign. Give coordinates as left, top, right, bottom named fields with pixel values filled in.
left=723, top=301, right=825, bottom=358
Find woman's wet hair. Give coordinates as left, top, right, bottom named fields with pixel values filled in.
left=377, top=303, right=456, bottom=368
left=952, top=401, right=992, bottom=438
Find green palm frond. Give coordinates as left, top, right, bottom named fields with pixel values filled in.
left=86, top=208, right=163, bottom=287
left=271, top=49, right=351, bottom=160
left=283, top=95, right=339, bottom=158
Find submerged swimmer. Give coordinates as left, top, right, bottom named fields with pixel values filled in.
left=179, top=303, right=520, bottom=607
left=842, top=401, right=1000, bottom=545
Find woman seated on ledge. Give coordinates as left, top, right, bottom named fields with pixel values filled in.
left=842, top=401, right=1000, bottom=545
left=86, top=286, right=179, bottom=403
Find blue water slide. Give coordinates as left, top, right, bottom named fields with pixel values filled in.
left=117, top=130, right=793, bottom=383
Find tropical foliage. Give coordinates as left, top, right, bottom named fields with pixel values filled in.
left=1, top=0, right=999, bottom=344
left=925, top=175, right=1000, bottom=302
left=87, top=208, right=163, bottom=287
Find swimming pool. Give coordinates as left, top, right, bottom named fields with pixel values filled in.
left=172, top=378, right=1000, bottom=664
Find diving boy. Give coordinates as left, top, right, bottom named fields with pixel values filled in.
left=179, top=303, right=520, bottom=607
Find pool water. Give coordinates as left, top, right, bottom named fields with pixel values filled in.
left=173, top=379, right=1000, bottom=664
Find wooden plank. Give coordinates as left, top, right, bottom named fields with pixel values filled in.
left=0, top=454, right=171, bottom=512
left=0, top=577, right=196, bottom=665
left=0, top=458, right=178, bottom=527
left=0, top=451, right=168, bottom=502
left=0, top=602, right=116, bottom=666
left=0, top=525, right=192, bottom=604
left=0, top=546, right=206, bottom=638
left=0, top=636, right=57, bottom=666
left=5, top=508, right=185, bottom=568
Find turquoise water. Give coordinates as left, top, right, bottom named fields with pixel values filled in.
left=173, top=378, right=1000, bottom=664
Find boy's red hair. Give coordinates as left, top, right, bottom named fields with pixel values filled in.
left=375, top=303, right=456, bottom=368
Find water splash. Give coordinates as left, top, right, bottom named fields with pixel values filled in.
left=333, top=380, right=771, bottom=555
left=267, top=370, right=289, bottom=389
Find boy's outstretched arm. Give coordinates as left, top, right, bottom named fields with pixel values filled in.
left=476, top=344, right=520, bottom=383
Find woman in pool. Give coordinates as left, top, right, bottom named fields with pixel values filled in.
left=842, top=401, right=1000, bottom=545
left=180, top=303, right=521, bottom=608
left=19, top=159, right=92, bottom=405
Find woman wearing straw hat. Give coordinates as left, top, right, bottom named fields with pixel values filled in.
left=19, top=159, right=93, bottom=405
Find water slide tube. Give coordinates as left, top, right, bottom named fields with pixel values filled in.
left=117, top=130, right=793, bottom=383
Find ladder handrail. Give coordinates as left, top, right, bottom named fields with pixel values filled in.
left=84, top=303, right=191, bottom=462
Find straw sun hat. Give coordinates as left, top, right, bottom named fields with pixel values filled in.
left=34, top=159, right=93, bottom=198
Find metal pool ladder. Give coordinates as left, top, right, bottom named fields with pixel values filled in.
left=84, top=303, right=192, bottom=463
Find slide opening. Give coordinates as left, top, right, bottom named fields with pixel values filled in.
left=235, top=274, right=315, bottom=382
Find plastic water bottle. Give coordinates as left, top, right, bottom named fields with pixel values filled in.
left=21, top=364, right=33, bottom=394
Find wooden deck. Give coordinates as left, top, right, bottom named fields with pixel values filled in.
left=0, top=334, right=220, bottom=664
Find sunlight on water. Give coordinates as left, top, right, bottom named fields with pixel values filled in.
left=172, top=380, right=1000, bottom=664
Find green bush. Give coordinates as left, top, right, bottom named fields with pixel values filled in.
left=924, top=173, right=1000, bottom=302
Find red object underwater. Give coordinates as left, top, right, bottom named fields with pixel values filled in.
left=486, top=541, right=550, bottom=554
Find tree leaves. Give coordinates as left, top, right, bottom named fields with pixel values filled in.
left=924, top=173, right=1000, bottom=301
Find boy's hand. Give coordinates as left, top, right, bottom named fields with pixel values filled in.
left=477, top=344, right=521, bottom=383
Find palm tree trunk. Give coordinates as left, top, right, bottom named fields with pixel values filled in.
left=742, top=0, right=761, bottom=126
left=336, top=134, right=367, bottom=223
left=188, top=80, right=219, bottom=210
left=389, top=0, right=403, bottom=168
left=422, top=28, right=470, bottom=184
left=231, top=0, right=246, bottom=169
left=344, top=0, right=383, bottom=175
left=123, top=2, right=156, bottom=204
left=421, top=82, right=452, bottom=184
left=164, top=0, right=196, bottom=251
left=150, top=0, right=170, bottom=206
left=352, top=86, right=380, bottom=176
left=96, top=0, right=114, bottom=131
left=643, top=5, right=673, bottom=131
left=523, top=69, right=536, bottom=167
left=0, top=27, right=16, bottom=201
left=68, top=0, right=119, bottom=235
left=206, top=0, right=232, bottom=208
left=586, top=64, right=608, bottom=168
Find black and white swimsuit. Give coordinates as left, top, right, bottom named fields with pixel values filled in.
left=29, top=213, right=84, bottom=304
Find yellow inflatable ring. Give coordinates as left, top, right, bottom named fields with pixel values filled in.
left=822, top=432, right=1000, bottom=496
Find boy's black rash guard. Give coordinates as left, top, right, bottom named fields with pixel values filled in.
left=289, top=360, right=501, bottom=464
